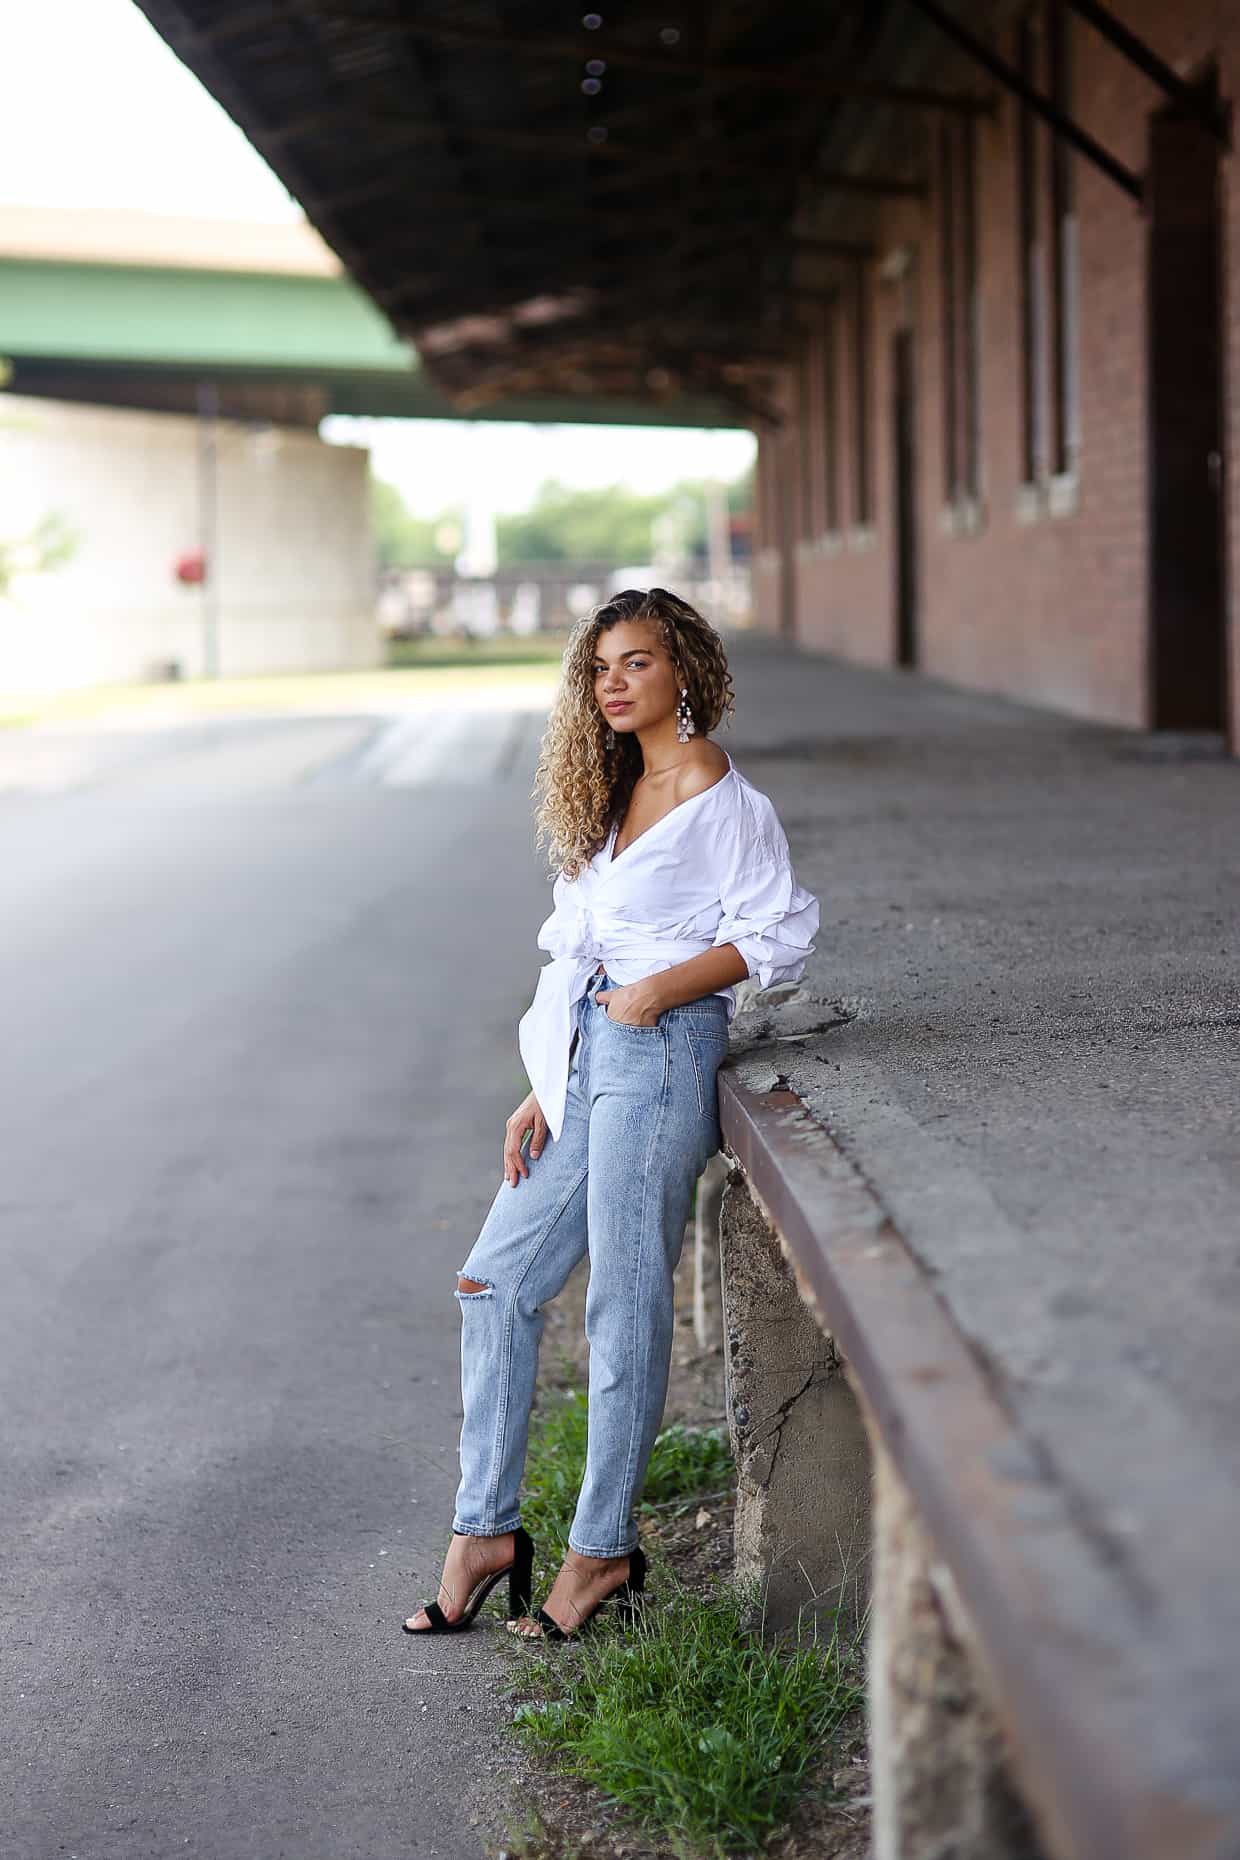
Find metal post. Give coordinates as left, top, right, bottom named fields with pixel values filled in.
left=196, top=380, right=221, bottom=679
left=1066, top=0, right=1231, bottom=143
left=902, top=0, right=1143, bottom=201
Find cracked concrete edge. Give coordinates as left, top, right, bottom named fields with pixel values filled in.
left=868, top=1432, right=1047, bottom=1860
left=718, top=1167, right=870, bottom=1635
left=729, top=994, right=1240, bottom=1739
left=716, top=1061, right=1240, bottom=1860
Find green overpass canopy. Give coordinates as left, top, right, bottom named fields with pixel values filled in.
left=0, top=205, right=745, bottom=427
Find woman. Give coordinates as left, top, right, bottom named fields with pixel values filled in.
left=403, top=587, right=819, bottom=1641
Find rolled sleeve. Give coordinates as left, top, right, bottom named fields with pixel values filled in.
left=712, top=837, right=820, bottom=989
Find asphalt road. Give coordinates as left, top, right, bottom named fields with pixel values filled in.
left=11, top=637, right=1237, bottom=1855
left=3, top=709, right=553, bottom=1859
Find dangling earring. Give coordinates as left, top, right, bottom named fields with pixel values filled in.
left=676, top=686, right=696, bottom=744
left=606, top=725, right=617, bottom=748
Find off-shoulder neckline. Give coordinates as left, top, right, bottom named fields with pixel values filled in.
left=604, top=750, right=735, bottom=867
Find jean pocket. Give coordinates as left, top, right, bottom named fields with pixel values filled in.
left=604, top=1009, right=664, bottom=1035
left=683, top=1025, right=729, bottom=1117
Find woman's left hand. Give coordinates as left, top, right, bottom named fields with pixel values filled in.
left=594, top=980, right=663, bottom=1027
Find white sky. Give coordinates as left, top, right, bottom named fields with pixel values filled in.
left=1, top=0, right=756, bottom=515
left=321, top=416, right=755, bottom=517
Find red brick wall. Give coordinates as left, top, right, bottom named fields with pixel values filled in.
left=754, top=0, right=1238, bottom=751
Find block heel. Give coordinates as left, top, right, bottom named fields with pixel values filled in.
left=519, top=1543, right=648, bottom=1643
left=402, top=1525, right=536, bottom=1634
left=507, top=1526, right=535, bottom=1619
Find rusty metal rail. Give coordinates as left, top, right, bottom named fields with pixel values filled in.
left=718, top=1072, right=1239, bottom=1860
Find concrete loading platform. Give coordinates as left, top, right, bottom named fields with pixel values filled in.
left=713, top=630, right=1239, bottom=1860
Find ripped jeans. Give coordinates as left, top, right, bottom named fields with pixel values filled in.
left=451, top=967, right=730, bottom=1558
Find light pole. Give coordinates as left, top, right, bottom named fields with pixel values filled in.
left=196, top=380, right=221, bottom=678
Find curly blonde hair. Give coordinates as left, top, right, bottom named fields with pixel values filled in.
left=532, top=587, right=736, bottom=879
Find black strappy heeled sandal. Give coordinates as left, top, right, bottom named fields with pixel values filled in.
left=402, top=1525, right=535, bottom=1634
left=516, top=1544, right=647, bottom=1643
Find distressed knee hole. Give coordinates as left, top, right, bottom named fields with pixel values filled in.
left=456, top=1274, right=492, bottom=1298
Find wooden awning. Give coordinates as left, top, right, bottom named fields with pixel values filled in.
left=133, top=1, right=993, bottom=422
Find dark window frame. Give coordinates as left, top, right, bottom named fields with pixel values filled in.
left=939, top=111, right=982, bottom=510
left=939, top=117, right=959, bottom=500
left=1047, top=0, right=1078, bottom=478
left=1017, top=8, right=1043, bottom=486
left=799, top=344, right=817, bottom=540
left=853, top=264, right=873, bottom=526
left=960, top=115, right=980, bottom=501
left=822, top=297, right=840, bottom=532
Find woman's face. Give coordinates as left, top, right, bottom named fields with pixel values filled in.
left=591, top=621, right=679, bottom=734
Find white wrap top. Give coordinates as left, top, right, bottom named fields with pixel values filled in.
left=517, top=751, right=820, bottom=1140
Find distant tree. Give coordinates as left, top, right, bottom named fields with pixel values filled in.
left=497, top=479, right=667, bottom=565
left=495, top=465, right=752, bottom=566
left=370, top=475, right=455, bottom=569
left=368, top=461, right=755, bottom=572
left=0, top=512, right=78, bottom=597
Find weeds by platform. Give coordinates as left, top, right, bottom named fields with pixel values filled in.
left=497, top=1380, right=865, bottom=1860
left=519, top=1382, right=733, bottom=1569
left=506, top=1575, right=862, bottom=1859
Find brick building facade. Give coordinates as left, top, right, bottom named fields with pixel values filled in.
left=753, top=1, right=1238, bottom=754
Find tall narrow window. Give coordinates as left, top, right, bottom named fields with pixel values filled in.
left=939, top=118, right=958, bottom=500
left=960, top=116, right=980, bottom=501
left=1047, top=0, right=1078, bottom=476
left=1016, top=10, right=1043, bottom=484
left=939, top=112, right=981, bottom=509
left=822, top=299, right=840, bottom=531
left=799, top=346, right=816, bottom=540
left=853, top=265, right=872, bottom=526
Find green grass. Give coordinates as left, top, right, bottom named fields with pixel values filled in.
left=386, top=632, right=567, bottom=670
left=506, top=1573, right=863, bottom=1858
left=504, top=1383, right=863, bottom=1856
left=519, top=1386, right=734, bottom=1556
left=635, top=1420, right=734, bottom=1509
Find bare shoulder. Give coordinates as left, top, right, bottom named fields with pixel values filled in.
left=673, top=739, right=732, bottom=799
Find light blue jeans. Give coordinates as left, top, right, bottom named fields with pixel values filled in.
left=451, top=966, right=730, bottom=1557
